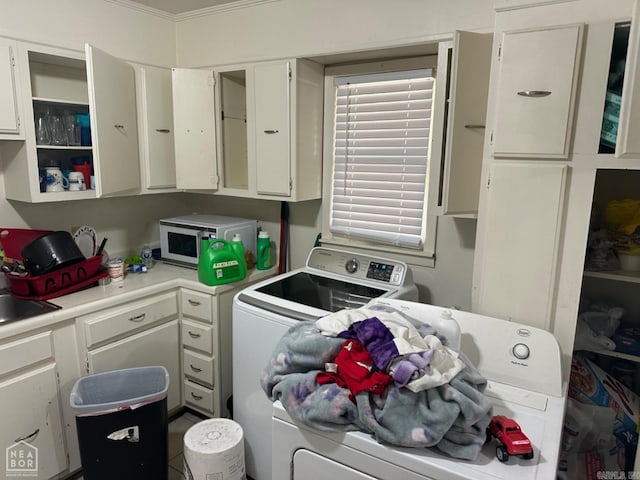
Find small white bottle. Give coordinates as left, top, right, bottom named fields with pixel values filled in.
left=433, top=309, right=461, bottom=351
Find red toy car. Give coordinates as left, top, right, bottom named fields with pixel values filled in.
left=485, top=415, right=534, bottom=462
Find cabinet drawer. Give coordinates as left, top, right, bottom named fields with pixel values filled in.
left=181, top=289, right=212, bottom=323
left=183, top=349, right=214, bottom=387
left=0, top=331, right=54, bottom=377
left=184, top=378, right=214, bottom=413
left=81, top=291, right=178, bottom=348
left=181, top=319, right=213, bottom=355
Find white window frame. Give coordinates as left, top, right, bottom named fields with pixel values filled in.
left=321, top=56, right=441, bottom=267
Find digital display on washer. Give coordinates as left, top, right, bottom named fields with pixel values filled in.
left=366, top=262, right=395, bottom=282
left=255, top=272, right=388, bottom=312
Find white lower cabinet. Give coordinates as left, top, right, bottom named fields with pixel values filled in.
left=87, top=320, right=181, bottom=411
left=180, top=289, right=218, bottom=416
left=77, top=291, right=181, bottom=412
left=0, top=331, right=67, bottom=479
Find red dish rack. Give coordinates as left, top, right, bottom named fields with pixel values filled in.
left=0, top=228, right=52, bottom=260
left=6, top=256, right=108, bottom=301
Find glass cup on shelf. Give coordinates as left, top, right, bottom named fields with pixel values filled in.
left=35, top=110, right=51, bottom=145
left=51, top=114, right=67, bottom=146
left=64, top=113, right=81, bottom=146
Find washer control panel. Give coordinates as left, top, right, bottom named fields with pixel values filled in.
left=366, top=261, right=396, bottom=282
left=307, top=247, right=410, bottom=287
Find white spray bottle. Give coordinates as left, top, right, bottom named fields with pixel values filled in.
left=433, top=309, right=461, bottom=351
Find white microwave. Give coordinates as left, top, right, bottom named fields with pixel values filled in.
left=159, top=214, right=257, bottom=268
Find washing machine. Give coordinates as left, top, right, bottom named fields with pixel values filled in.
left=232, top=247, right=419, bottom=480
left=272, top=298, right=567, bottom=480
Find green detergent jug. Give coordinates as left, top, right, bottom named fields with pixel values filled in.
left=198, top=238, right=246, bottom=286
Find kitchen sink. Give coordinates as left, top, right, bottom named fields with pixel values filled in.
left=0, top=290, right=60, bottom=325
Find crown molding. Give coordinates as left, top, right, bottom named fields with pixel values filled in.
left=175, top=0, right=280, bottom=21
left=494, top=0, right=578, bottom=12
left=103, top=0, right=176, bottom=20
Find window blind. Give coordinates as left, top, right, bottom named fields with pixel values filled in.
left=330, top=69, right=434, bottom=249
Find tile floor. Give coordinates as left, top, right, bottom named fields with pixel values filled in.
left=73, top=410, right=203, bottom=480
left=167, top=411, right=203, bottom=479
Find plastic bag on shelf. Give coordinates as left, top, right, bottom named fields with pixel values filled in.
left=574, top=317, right=616, bottom=351
left=558, top=398, right=617, bottom=476
left=584, top=229, right=620, bottom=271
left=581, top=306, right=624, bottom=338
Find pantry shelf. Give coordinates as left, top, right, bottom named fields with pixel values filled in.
left=579, top=347, right=640, bottom=363
left=36, top=145, right=92, bottom=150
left=32, top=97, right=89, bottom=107
left=583, top=269, right=640, bottom=283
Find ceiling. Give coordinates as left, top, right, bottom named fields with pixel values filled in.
left=127, top=0, right=240, bottom=14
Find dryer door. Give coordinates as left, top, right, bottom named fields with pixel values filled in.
left=293, top=449, right=430, bottom=480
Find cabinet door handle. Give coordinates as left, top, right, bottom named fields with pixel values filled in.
left=517, top=90, right=551, bottom=98
left=114, top=124, right=125, bottom=129
left=190, top=364, right=203, bottom=373
left=190, top=392, right=203, bottom=400
left=464, top=124, right=486, bottom=129
left=15, top=429, right=39, bottom=444
left=129, top=313, right=146, bottom=323
left=264, top=129, right=279, bottom=134
left=155, top=128, right=171, bottom=133
left=188, top=299, right=201, bottom=306
left=188, top=331, right=201, bottom=338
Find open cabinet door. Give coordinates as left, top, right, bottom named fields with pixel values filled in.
left=172, top=68, right=218, bottom=191
left=85, top=44, right=140, bottom=197
left=440, top=31, right=492, bottom=216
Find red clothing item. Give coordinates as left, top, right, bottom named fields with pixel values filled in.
left=317, top=339, right=392, bottom=400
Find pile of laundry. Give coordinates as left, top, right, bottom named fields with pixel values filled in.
left=261, top=303, right=493, bottom=460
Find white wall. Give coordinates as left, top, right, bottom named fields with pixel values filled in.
left=175, top=0, right=494, bottom=309
left=175, top=0, right=495, bottom=66
left=0, top=0, right=176, bottom=66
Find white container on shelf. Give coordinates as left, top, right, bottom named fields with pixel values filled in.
left=617, top=252, right=640, bottom=272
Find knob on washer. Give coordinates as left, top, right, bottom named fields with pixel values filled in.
left=345, top=258, right=359, bottom=273
left=512, top=343, right=530, bottom=360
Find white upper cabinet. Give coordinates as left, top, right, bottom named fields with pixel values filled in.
left=172, top=58, right=323, bottom=201
left=0, top=42, right=140, bottom=202
left=249, top=58, right=323, bottom=201
left=437, top=31, right=493, bottom=216
left=491, top=24, right=584, bottom=159
left=85, top=44, right=140, bottom=197
left=135, top=64, right=176, bottom=192
left=172, top=68, right=218, bottom=191
left=0, top=37, right=22, bottom=138
left=254, top=61, right=292, bottom=196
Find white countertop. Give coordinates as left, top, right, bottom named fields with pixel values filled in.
left=0, top=262, right=277, bottom=340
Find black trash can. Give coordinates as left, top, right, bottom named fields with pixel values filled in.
left=70, top=366, right=170, bottom=480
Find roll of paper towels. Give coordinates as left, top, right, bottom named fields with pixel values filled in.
left=183, top=419, right=246, bottom=480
